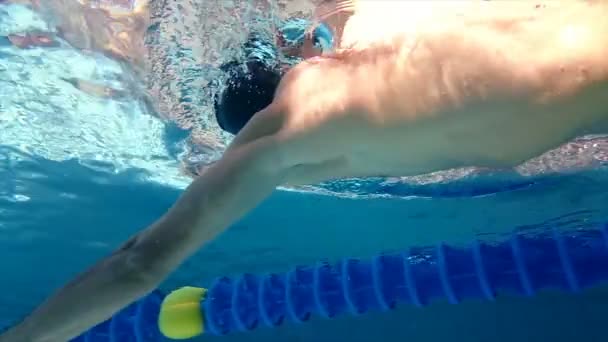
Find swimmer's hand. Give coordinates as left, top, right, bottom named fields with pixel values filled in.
left=0, top=108, right=289, bottom=341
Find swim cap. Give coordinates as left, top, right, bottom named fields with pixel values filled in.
left=214, top=35, right=281, bottom=135
left=214, top=20, right=334, bottom=135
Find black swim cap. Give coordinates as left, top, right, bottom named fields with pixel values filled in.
left=214, top=35, right=282, bottom=135
left=214, top=20, right=334, bottom=135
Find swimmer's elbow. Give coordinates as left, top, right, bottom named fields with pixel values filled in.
left=118, top=136, right=290, bottom=282
left=103, top=237, right=166, bottom=291
left=108, top=231, right=188, bottom=288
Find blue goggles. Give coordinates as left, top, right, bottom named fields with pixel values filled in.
left=278, top=18, right=335, bottom=52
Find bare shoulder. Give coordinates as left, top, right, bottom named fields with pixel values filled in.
left=336, top=1, right=608, bottom=113
left=259, top=0, right=608, bottom=180
left=271, top=0, right=608, bottom=177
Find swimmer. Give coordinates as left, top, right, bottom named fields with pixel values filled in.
left=2, top=1, right=608, bottom=341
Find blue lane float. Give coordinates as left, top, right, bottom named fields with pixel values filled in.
left=72, top=226, right=608, bottom=341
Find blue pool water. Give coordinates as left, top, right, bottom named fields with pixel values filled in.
left=2, top=2, right=608, bottom=341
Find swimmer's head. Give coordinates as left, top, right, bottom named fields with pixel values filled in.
left=214, top=20, right=334, bottom=135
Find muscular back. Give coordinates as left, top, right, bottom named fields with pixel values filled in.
left=266, top=1, right=608, bottom=183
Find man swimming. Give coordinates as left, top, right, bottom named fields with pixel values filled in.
left=2, top=1, right=608, bottom=341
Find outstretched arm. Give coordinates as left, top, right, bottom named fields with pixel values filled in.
left=0, top=115, right=288, bottom=342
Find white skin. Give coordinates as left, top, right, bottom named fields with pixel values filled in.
left=3, top=1, right=608, bottom=341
